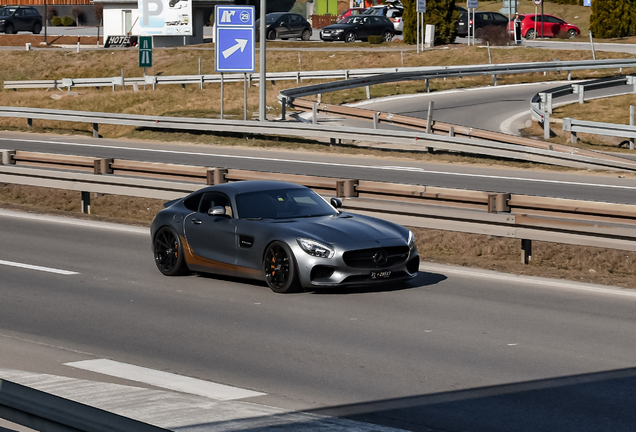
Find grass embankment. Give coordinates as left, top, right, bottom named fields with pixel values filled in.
left=2, top=183, right=635, bottom=288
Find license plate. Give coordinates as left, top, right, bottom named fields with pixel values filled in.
left=371, top=270, right=391, bottom=279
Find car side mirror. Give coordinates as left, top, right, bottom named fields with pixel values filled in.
left=208, top=206, right=226, bottom=216
left=330, top=198, right=342, bottom=208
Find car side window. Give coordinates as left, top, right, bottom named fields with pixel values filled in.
left=493, top=13, right=508, bottom=22
left=199, top=192, right=233, bottom=217
left=183, top=193, right=202, bottom=211
left=279, top=15, right=290, bottom=24
left=16, top=9, right=25, bottom=16
left=290, top=15, right=301, bottom=23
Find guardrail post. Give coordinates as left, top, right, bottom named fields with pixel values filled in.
left=493, top=74, right=497, bottom=86
left=366, top=86, right=370, bottom=99
left=521, top=239, right=532, bottom=264
left=81, top=191, right=91, bottom=214
left=570, top=130, right=577, bottom=144
left=281, top=97, right=287, bottom=121
left=631, top=106, right=635, bottom=150
left=425, top=79, right=429, bottom=93
left=336, top=179, right=358, bottom=198
left=546, top=93, right=553, bottom=114
left=207, top=168, right=228, bottom=185
left=312, top=103, right=318, bottom=125
left=373, top=112, right=379, bottom=129
left=27, top=118, right=32, bottom=130
left=567, top=70, right=571, bottom=80
left=92, top=123, right=99, bottom=138
left=449, top=126, right=454, bottom=137
left=100, top=158, right=113, bottom=174
left=0, top=150, right=16, bottom=165
left=543, top=111, right=551, bottom=140
left=487, top=193, right=510, bottom=213
left=628, top=76, right=636, bottom=94
left=426, top=101, right=434, bottom=134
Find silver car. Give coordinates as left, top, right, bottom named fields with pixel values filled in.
left=151, top=181, right=419, bottom=293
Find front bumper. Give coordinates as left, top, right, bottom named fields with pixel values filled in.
left=320, top=31, right=345, bottom=41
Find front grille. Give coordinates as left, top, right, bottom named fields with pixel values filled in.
left=343, top=246, right=409, bottom=268
left=311, top=266, right=335, bottom=280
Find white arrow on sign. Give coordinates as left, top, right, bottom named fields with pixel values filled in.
left=222, top=39, right=248, bottom=59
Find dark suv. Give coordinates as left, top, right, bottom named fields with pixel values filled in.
left=458, top=11, right=509, bottom=38
left=0, top=6, right=43, bottom=35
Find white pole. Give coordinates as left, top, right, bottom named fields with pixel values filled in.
left=259, top=0, right=266, bottom=121
left=416, top=12, right=419, bottom=53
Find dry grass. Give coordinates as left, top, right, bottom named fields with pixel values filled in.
left=2, top=183, right=635, bottom=288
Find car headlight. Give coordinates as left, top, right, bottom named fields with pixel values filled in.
left=297, top=238, right=334, bottom=258
left=407, top=230, right=415, bottom=249
left=333, top=29, right=344, bottom=33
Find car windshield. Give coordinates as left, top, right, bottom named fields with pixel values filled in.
left=339, top=15, right=358, bottom=23
left=0, top=8, right=16, bottom=16
left=265, top=13, right=285, bottom=24
left=236, top=188, right=338, bottom=220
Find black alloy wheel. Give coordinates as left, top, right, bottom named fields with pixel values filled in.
left=33, top=22, right=41, bottom=34
left=153, top=226, right=188, bottom=276
left=383, top=30, right=393, bottom=42
left=345, top=31, right=356, bottom=43
left=263, top=241, right=301, bottom=293
left=301, top=28, right=311, bottom=41
left=5, top=24, right=14, bottom=34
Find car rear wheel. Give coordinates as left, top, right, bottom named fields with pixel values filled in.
left=344, top=31, right=356, bottom=43
left=474, top=27, right=483, bottom=38
left=383, top=30, right=393, bottom=42
left=525, top=29, right=536, bottom=39
left=301, top=28, right=311, bottom=41
left=33, top=22, right=41, bottom=34
left=153, top=226, right=188, bottom=276
left=267, top=29, right=276, bottom=40
left=263, top=241, right=301, bottom=293
left=5, top=24, right=14, bottom=34
left=568, top=29, right=576, bottom=39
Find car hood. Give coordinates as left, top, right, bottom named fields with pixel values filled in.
left=270, top=213, right=407, bottom=245
left=321, top=23, right=355, bottom=31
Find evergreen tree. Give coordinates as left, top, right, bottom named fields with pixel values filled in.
left=590, top=0, right=632, bottom=38
left=404, top=0, right=459, bottom=45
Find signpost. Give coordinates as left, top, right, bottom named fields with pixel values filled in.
left=416, top=0, right=426, bottom=52
left=138, top=36, right=153, bottom=68
left=467, top=0, right=477, bottom=46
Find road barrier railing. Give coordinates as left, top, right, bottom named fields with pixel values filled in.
left=3, top=150, right=636, bottom=262
left=2, top=106, right=636, bottom=172
left=562, top=118, right=636, bottom=147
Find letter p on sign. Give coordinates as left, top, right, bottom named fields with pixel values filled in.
left=140, top=0, right=163, bottom=26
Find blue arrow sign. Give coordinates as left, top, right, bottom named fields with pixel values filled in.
left=215, top=6, right=255, bottom=73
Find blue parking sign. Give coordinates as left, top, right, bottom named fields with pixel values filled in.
left=215, top=6, right=255, bottom=73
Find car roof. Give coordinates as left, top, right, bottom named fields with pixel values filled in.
left=199, top=180, right=307, bottom=196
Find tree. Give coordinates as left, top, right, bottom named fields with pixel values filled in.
left=590, top=0, right=634, bottom=38
left=403, top=0, right=459, bottom=45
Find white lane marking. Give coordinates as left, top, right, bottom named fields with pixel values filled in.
left=0, top=259, right=79, bottom=275
left=65, top=358, right=266, bottom=401
left=0, top=209, right=148, bottom=235
left=4, top=137, right=636, bottom=192
left=500, top=110, right=531, bottom=135
left=420, top=263, right=636, bottom=298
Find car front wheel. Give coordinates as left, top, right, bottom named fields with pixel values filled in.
left=345, top=31, right=356, bottom=43
left=5, top=24, right=14, bottom=34
left=525, top=29, right=536, bottom=39
left=153, top=226, right=188, bottom=276
left=33, top=22, right=41, bottom=34
left=568, top=29, right=577, bottom=39
left=263, top=241, right=301, bottom=293
left=267, top=29, right=276, bottom=40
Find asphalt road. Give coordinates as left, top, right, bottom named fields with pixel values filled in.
left=2, top=211, right=636, bottom=431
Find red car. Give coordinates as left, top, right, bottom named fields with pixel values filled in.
left=509, top=14, right=580, bottom=39
left=337, top=7, right=367, bottom=22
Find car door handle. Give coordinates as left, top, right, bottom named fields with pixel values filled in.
left=191, top=219, right=202, bottom=224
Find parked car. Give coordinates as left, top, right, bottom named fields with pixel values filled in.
left=320, top=15, right=395, bottom=43
left=337, top=7, right=367, bottom=21
left=0, top=6, right=42, bottom=35
left=256, top=12, right=312, bottom=41
left=151, top=181, right=419, bottom=293
left=509, top=14, right=580, bottom=39
left=458, top=11, right=509, bottom=38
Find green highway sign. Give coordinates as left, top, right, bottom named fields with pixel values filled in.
left=138, top=36, right=153, bottom=68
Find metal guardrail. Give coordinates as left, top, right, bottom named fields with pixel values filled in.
left=530, top=75, right=636, bottom=140
left=3, top=107, right=636, bottom=172
left=563, top=118, right=636, bottom=148
left=2, top=150, right=636, bottom=260
left=0, top=377, right=168, bottom=432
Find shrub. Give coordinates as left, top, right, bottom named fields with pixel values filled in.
left=61, top=16, right=75, bottom=26
left=51, top=16, right=62, bottom=26
left=403, top=0, right=459, bottom=45
left=480, top=25, right=510, bottom=46
left=368, top=35, right=384, bottom=44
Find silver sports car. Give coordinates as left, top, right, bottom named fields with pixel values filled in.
left=151, top=181, right=419, bottom=293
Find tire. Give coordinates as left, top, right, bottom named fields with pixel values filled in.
left=153, top=226, right=188, bottom=276
left=33, top=22, right=41, bottom=34
left=263, top=241, right=301, bottom=293
left=383, top=30, right=393, bottom=42
left=474, top=27, right=483, bottom=38
left=267, top=29, right=276, bottom=40
left=344, top=31, right=356, bottom=43
left=5, top=24, right=14, bottom=35
left=301, top=28, right=311, bottom=41
left=568, top=29, right=576, bottom=39
left=525, top=29, right=536, bottom=40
